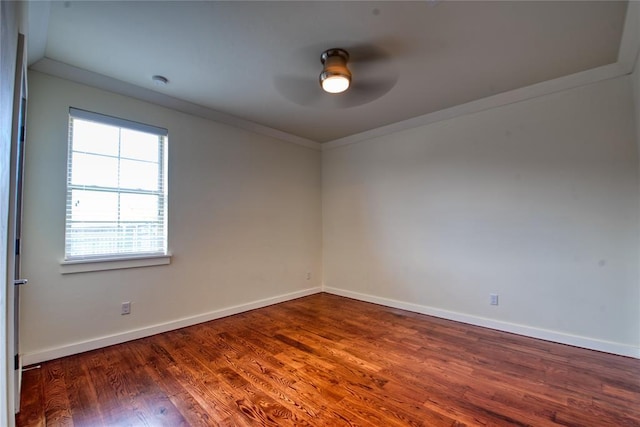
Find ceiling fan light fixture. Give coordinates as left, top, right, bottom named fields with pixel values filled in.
left=320, top=48, right=351, bottom=94
left=321, top=74, right=350, bottom=94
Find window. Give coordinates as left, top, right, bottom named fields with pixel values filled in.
left=65, top=108, right=168, bottom=261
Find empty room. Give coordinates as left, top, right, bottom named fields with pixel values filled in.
left=2, top=0, right=640, bottom=426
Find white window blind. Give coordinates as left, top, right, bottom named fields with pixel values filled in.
left=65, top=108, right=168, bottom=261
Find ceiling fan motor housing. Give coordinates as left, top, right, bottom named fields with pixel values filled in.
left=320, top=48, right=352, bottom=92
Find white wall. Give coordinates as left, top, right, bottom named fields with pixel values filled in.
left=323, top=76, right=640, bottom=356
left=21, top=71, right=322, bottom=363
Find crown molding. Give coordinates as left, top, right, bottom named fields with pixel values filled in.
left=29, top=58, right=322, bottom=151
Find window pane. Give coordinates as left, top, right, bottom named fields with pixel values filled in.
left=121, top=129, right=159, bottom=161
left=71, top=153, right=119, bottom=188
left=70, top=189, right=119, bottom=222
left=118, top=224, right=165, bottom=254
left=120, top=159, right=158, bottom=191
left=72, top=119, right=119, bottom=156
left=66, top=109, right=168, bottom=260
left=120, top=193, right=160, bottom=222
left=66, top=223, right=122, bottom=258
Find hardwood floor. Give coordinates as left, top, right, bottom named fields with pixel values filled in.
left=16, top=293, right=640, bottom=426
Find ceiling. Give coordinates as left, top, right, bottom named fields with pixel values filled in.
left=27, top=1, right=634, bottom=145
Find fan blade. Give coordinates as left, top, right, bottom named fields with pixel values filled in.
left=273, top=75, right=323, bottom=107
left=288, top=40, right=398, bottom=68
left=275, top=73, right=398, bottom=110
left=331, top=76, right=398, bottom=109
left=347, top=44, right=392, bottom=65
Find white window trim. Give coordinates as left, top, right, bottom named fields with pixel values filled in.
left=60, top=254, right=171, bottom=274
left=64, top=108, right=169, bottom=265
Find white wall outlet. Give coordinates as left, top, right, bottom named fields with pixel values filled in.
left=306, top=272, right=311, bottom=280
left=121, top=301, right=131, bottom=315
left=490, top=294, right=499, bottom=306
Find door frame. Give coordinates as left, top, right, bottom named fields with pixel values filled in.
left=7, top=32, right=27, bottom=415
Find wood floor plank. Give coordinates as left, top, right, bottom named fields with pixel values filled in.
left=17, top=293, right=640, bottom=426
left=15, top=368, right=45, bottom=427
left=103, top=345, right=189, bottom=426
left=42, top=360, right=74, bottom=426
left=60, top=354, right=105, bottom=426
left=129, top=340, right=215, bottom=427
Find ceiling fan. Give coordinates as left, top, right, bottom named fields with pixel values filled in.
left=274, top=43, right=398, bottom=109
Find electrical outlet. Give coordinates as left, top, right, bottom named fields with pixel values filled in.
left=121, top=301, right=131, bottom=315
left=490, top=294, right=499, bottom=306
left=306, top=272, right=311, bottom=280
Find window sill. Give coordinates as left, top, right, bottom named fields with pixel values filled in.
left=60, top=254, right=171, bottom=274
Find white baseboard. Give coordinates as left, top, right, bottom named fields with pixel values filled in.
left=23, top=285, right=638, bottom=364
left=22, top=287, right=322, bottom=366
left=323, top=287, right=640, bottom=359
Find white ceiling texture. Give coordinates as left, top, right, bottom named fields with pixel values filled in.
left=27, top=1, right=638, bottom=148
